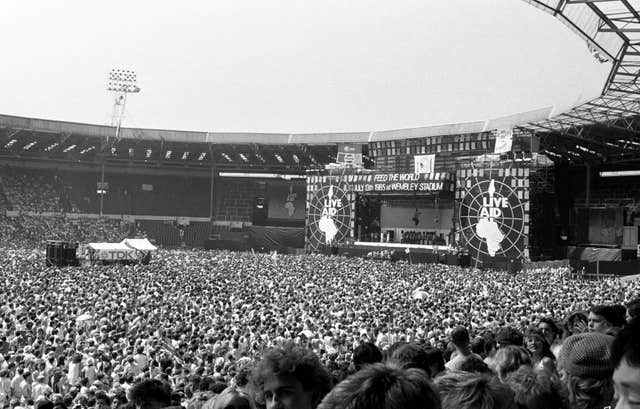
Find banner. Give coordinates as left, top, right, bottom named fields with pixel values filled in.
left=349, top=172, right=453, bottom=193
left=494, top=128, right=513, bottom=154
left=337, top=143, right=363, bottom=165
left=414, top=154, right=435, bottom=174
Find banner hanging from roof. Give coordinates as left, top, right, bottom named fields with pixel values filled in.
left=494, top=128, right=513, bottom=154
left=414, top=154, right=435, bottom=174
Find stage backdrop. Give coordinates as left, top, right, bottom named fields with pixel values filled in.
left=455, top=164, right=530, bottom=268
left=380, top=206, right=453, bottom=231
left=306, top=171, right=454, bottom=252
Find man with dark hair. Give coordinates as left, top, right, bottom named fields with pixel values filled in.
left=387, top=343, right=430, bottom=375
left=252, top=343, right=332, bottom=409
left=626, top=298, right=640, bottom=323
left=458, top=356, right=491, bottom=374
left=445, top=326, right=482, bottom=371
left=317, top=362, right=441, bottom=409
left=537, top=318, right=562, bottom=357
left=588, top=304, right=626, bottom=335
left=128, top=379, right=172, bottom=409
left=352, top=342, right=382, bottom=371
left=423, top=346, right=446, bottom=378
left=496, top=327, right=524, bottom=348
left=611, top=318, right=640, bottom=409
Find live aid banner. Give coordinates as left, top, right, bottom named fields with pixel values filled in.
left=346, top=172, right=454, bottom=194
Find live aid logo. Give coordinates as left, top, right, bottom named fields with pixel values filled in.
left=480, top=196, right=508, bottom=218
left=322, top=198, right=342, bottom=216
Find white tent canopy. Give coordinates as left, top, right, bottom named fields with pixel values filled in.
left=122, top=238, right=157, bottom=251
left=86, top=238, right=156, bottom=261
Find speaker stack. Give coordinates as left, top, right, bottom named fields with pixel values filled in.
left=45, top=240, right=79, bottom=267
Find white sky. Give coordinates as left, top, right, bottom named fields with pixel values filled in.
left=0, top=0, right=611, bottom=133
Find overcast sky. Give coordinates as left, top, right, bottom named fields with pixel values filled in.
left=0, top=0, right=610, bottom=133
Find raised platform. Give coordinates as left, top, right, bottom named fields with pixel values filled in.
left=353, top=241, right=452, bottom=252
left=330, top=241, right=469, bottom=265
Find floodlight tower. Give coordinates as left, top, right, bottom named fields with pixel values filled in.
left=99, top=69, right=141, bottom=216
left=108, top=69, right=140, bottom=133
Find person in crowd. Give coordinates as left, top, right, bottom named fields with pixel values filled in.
left=210, top=386, right=256, bottom=409
left=523, top=327, right=556, bottom=372
left=480, top=332, right=499, bottom=369
left=435, top=371, right=515, bottom=409
left=457, top=356, right=491, bottom=374
left=445, top=326, right=483, bottom=371
left=504, top=366, right=569, bottom=409
left=17, top=371, right=32, bottom=403
left=493, top=346, right=532, bottom=382
left=352, top=342, right=382, bottom=372
left=587, top=305, right=626, bottom=336
left=128, top=379, right=173, bottom=409
left=496, top=327, right=524, bottom=349
left=564, top=311, right=589, bottom=337
left=252, top=344, right=332, bottom=409
left=422, top=347, right=446, bottom=379
left=317, top=362, right=441, bottom=409
left=387, top=343, right=431, bottom=375
left=32, top=375, right=51, bottom=401
left=538, top=318, right=563, bottom=358
left=626, top=298, right=640, bottom=323
left=611, top=318, right=640, bottom=409
left=557, top=332, right=614, bottom=409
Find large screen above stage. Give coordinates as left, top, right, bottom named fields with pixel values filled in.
left=266, top=181, right=306, bottom=223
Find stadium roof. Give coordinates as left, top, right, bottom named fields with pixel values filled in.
left=2, top=1, right=640, bottom=167
left=520, top=0, right=640, bottom=163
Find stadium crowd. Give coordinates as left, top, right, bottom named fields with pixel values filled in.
left=0, top=170, right=65, bottom=213
left=0, top=244, right=638, bottom=409
left=0, top=216, right=132, bottom=249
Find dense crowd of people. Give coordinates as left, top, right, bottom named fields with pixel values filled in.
left=0, top=216, right=133, bottom=249
left=0, top=170, right=64, bottom=213
left=0, top=244, right=638, bottom=409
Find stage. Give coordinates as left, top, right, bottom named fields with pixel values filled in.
left=325, top=241, right=471, bottom=265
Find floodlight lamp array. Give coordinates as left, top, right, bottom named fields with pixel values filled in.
left=107, top=68, right=140, bottom=93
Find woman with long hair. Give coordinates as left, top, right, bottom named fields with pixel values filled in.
left=524, top=327, right=556, bottom=374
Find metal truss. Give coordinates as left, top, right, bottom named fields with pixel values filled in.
left=522, top=0, right=640, bottom=163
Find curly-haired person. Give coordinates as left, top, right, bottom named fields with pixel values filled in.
left=252, top=343, right=332, bottom=409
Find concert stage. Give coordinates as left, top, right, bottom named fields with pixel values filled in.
left=326, top=241, right=471, bottom=266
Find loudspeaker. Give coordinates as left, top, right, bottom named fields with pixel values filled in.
left=45, top=240, right=78, bottom=267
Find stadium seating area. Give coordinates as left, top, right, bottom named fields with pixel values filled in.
left=0, top=215, right=138, bottom=248
left=0, top=167, right=68, bottom=213
left=59, top=171, right=211, bottom=216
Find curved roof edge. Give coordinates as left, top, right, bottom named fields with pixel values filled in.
left=0, top=106, right=553, bottom=146
left=521, top=0, right=640, bottom=134
left=3, top=2, right=637, bottom=147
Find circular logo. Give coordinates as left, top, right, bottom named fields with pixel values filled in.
left=307, top=184, right=352, bottom=247
left=458, top=178, right=525, bottom=261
